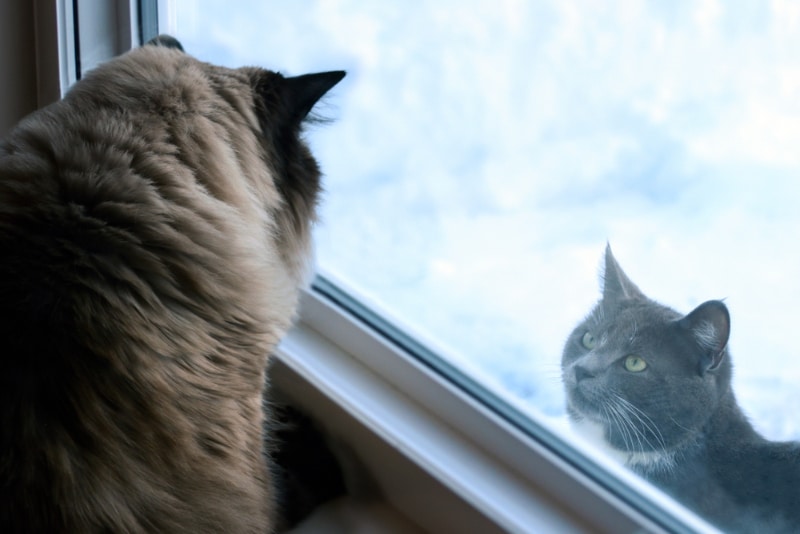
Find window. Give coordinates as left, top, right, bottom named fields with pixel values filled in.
left=161, top=0, right=799, bottom=445
left=48, top=1, right=799, bottom=531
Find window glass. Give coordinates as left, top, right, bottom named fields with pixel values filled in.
left=163, top=1, right=798, bottom=439
left=160, top=0, right=799, bottom=523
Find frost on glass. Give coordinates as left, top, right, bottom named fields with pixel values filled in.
left=163, top=1, right=800, bottom=446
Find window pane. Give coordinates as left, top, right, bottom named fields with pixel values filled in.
left=161, top=0, right=800, bottom=528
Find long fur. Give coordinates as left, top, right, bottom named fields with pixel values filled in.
left=0, top=40, right=341, bottom=532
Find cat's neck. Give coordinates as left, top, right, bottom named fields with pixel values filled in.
left=705, top=389, right=761, bottom=447
left=646, top=389, right=760, bottom=475
left=570, top=417, right=678, bottom=474
left=573, top=389, right=760, bottom=476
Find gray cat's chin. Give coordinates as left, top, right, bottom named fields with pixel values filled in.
left=569, top=416, right=676, bottom=473
left=565, top=392, right=605, bottom=422
left=567, top=407, right=613, bottom=443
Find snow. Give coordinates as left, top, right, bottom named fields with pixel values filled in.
left=166, top=0, right=800, bottom=441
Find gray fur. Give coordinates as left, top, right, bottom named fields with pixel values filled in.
left=562, top=246, right=800, bottom=533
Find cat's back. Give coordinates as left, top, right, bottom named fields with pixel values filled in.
left=713, top=435, right=800, bottom=531
left=0, top=44, right=281, bottom=533
left=645, top=435, right=800, bottom=533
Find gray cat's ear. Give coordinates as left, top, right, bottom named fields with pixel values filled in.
left=281, top=71, right=346, bottom=123
left=601, top=244, right=645, bottom=304
left=679, top=300, right=730, bottom=373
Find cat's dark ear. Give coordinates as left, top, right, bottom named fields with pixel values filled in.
left=679, top=300, right=730, bottom=373
left=601, top=244, right=645, bottom=305
left=281, top=71, right=346, bottom=124
left=145, top=34, right=184, bottom=52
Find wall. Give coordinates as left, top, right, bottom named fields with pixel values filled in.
left=0, top=0, right=37, bottom=136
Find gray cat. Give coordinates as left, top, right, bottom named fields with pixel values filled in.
left=562, top=246, right=800, bottom=533
left=0, top=36, right=343, bottom=532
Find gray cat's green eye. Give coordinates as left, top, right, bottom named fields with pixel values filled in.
left=581, top=332, right=596, bottom=349
left=624, top=355, right=647, bottom=372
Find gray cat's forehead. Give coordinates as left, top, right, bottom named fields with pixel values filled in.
left=593, top=298, right=680, bottom=323
left=587, top=299, right=681, bottom=344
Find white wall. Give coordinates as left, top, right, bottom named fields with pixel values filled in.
left=0, top=0, right=37, bottom=137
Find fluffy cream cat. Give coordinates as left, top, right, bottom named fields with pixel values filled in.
left=0, top=35, right=343, bottom=533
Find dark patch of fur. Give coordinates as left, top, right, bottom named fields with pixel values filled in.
left=147, top=34, right=185, bottom=52
left=269, top=403, right=347, bottom=530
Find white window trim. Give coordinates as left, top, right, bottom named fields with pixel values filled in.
left=277, top=284, right=720, bottom=533
left=34, top=0, right=77, bottom=106
left=34, top=0, right=141, bottom=104
left=34, top=2, right=723, bottom=531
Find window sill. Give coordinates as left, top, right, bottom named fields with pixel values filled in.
left=273, top=286, right=718, bottom=533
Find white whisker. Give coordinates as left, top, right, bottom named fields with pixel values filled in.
left=604, top=394, right=676, bottom=474
left=614, top=394, right=667, bottom=450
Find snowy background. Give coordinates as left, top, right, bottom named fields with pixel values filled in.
left=163, top=0, right=800, bottom=441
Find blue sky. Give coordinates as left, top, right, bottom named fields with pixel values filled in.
left=165, top=0, right=800, bottom=441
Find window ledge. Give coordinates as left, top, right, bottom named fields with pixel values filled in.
left=273, top=287, right=719, bottom=533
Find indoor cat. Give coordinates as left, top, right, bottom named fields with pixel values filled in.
left=0, top=35, right=343, bottom=533
left=562, top=245, right=800, bottom=533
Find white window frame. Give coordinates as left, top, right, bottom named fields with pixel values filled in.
left=278, top=283, right=718, bottom=533
left=34, top=0, right=143, bottom=104
left=33, top=1, right=722, bottom=531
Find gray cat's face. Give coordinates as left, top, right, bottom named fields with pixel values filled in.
left=561, top=246, right=732, bottom=459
